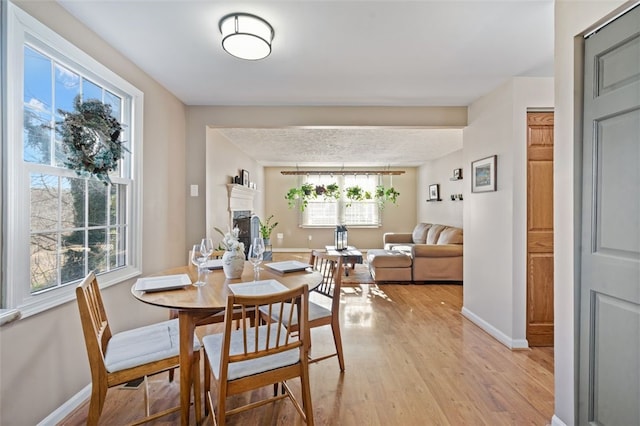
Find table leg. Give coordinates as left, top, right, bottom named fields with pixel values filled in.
left=178, top=311, right=195, bottom=426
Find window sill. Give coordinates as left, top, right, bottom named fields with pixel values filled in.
left=0, top=309, right=22, bottom=326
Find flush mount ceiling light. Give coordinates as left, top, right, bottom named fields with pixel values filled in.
left=219, top=13, right=274, bottom=60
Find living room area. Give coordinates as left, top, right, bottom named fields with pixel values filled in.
left=196, top=71, right=553, bottom=351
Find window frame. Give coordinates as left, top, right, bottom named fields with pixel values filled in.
left=301, top=175, right=382, bottom=228
left=3, top=4, right=143, bottom=318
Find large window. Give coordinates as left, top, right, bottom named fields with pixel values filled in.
left=302, top=175, right=381, bottom=227
left=3, top=4, right=143, bottom=317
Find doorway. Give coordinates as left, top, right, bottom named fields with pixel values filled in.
left=526, top=111, right=554, bottom=347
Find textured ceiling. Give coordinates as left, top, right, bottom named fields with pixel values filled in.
left=216, top=128, right=463, bottom=166
left=57, top=0, right=553, bottom=165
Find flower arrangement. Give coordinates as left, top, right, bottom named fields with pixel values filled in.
left=57, top=95, right=126, bottom=185
left=214, top=226, right=245, bottom=253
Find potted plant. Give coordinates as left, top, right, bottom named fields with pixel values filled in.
left=314, top=184, right=326, bottom=197
left=285, top=183, right=317, bottom=211
left=259, top=215, right=278, bottom=245
left=324, top=182, right=341, bottom=200
left=345, top=185, right=369, bottom=206
left=285, top=187, right=304, bottom=209
left=301, top=182, right=315, bottom=197
left=385, top=187, right=400, bottom=204
left=375, top=185, right=400, bottom=207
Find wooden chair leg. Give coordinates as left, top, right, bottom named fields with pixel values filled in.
left=217, top=381, right=227, bottom=426
left=204, top=353, right=211, bottom=417
left=300, top=369, right=314, bottom=426
left=193, top=351, right=202, bottom=423
left=143, top=376, right=150, bottom=416
left=87, top=381, right=107, bottom=426
left=331, top=320, right=346, bottom=371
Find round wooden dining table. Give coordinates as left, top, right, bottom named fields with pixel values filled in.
left=131, top=261, right=322, bottom=426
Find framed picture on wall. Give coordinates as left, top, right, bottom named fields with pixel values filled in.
left=428, top=184, right=440, bottom=201
left=241, top=169, right=250, bottom=187
left=471, top=155, right=497, bottom=193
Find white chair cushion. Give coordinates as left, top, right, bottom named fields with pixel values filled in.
left=104, top=319, right=201, bottom=373
left=202, top=323, right=299, bottom=381
left=260, top=301, right=330, bottom=326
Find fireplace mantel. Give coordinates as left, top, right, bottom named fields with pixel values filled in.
left=227, top=184, right=256, bottom=212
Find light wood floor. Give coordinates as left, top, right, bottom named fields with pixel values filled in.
left=60, top=253, right=554, bottom=425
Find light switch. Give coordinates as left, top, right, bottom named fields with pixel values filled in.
left=190, top=185, right=199, bottom=197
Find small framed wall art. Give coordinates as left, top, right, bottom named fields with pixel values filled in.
left=471, top=155, right=497, bottom=193
left=241, top=169, right=250, bottom=187
left=428, top=184, right=440, bottom=201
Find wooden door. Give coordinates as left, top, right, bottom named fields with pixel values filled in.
left=579, top=5, right=640, bottom=424
left=526, top=112, right=554, bottom=347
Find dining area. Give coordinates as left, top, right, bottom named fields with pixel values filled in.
left=64, top=248, right=557, bottom=426
left=75, top=232, right=345, bottom=426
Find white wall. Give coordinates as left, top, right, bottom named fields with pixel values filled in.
left=461, top=77, right=553, bottom=350
left=418, top=149, right=464, bottom=227
left=553, top=2, right=627, bottom=425
left=205, top=128, right=264, bottom=247
left=0, top=2, right=189, bottom=425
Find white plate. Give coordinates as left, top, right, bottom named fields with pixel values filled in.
left=264, top=260, right=311, bottom=273
left=134, top=274, right=191, bottom=292
left=228, top=279, right=288, bottom=296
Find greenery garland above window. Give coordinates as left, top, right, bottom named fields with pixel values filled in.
left=57, top=95, right=126, bottom=184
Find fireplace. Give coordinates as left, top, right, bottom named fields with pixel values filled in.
left=226, top=184, right=259, bottom=259
left=232, top=210, right=251, bottom=258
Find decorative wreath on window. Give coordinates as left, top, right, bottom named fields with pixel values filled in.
left=58, top=95, right=126, bottom=184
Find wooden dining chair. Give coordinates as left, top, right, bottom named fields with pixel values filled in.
left=75, top=271, right=202, bottom=426
left=260, top=250, right=346, bottom=371
left=202, top=285, right=314, bottom=426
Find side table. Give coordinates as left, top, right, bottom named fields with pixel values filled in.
left=324, top=245, right=363, bottom=276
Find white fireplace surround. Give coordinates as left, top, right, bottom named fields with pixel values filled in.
left=227, top=184, right=256, bottom=215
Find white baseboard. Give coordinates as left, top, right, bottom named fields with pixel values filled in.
left=551, top=414, right=568, bottom=426
left=38, top=384, right=90, bottom=425
left=461, top=307, right=529, bottom=349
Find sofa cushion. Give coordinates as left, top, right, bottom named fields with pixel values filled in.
left=412, top=223, right=431, bottom=244
left=367, top=249, right=413, bottom=268
left=425, top=224, right=446, bottom=244
left=437, top=227, right=463, bottom=245
left=391, top=245, right=413, bottom=254
left=413, top=244, right=463, bottom=258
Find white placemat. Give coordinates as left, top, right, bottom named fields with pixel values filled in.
left=264, top=260, right=311, bottom=273
left=228, top=279, right=288, bottom=296
left=134, top=274, right=191, bottom=292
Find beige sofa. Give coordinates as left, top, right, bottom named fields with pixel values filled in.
left=368, top=223, right=463, bottom=283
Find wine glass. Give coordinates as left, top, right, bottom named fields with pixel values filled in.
left=200, top=237, right=214, bottom=262
left=190, top=244, right=206, bottom=287
left=248, top=238, right=265, bottom=279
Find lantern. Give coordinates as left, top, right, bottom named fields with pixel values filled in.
left=334, top=225, right=348, bottom=251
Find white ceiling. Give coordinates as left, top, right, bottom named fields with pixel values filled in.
left=57, top=0, right=555, bottom=166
